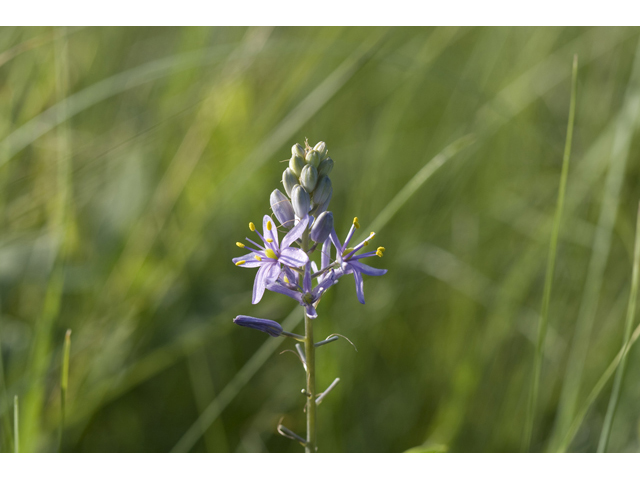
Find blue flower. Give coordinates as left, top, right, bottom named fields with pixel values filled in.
left=329, top=217, right=387, bottom=304
left=267, top=262, right=336, bottom=319
left=233, top=215, right=309, bottom=304
left=233, top=315, right=283, bottom=337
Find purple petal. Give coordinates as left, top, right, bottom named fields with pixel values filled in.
left=279, top=247, right=309, bottom=268
left=352, top=268, right=365, bottom=304
left=266, top=282, right=303, bottom=303
left=313, top=270, right=336, bottom=297
left=232, top=252, right=262, bottom=268
left=351, top=261, right=387, bottom=277
left=252, top=264, right=272, bottom=304
left=321, top=236, right=332, bottom=270
left=263, top=215, right=279, bottom=250
left=267, top=263, right=282, bottom=284
left=304, top=303, right=318, bottom=319
left=329, top=227, right=342, bottom=253
left=303, top=262, right=312, bottom=294
left=281, top=215, right=309, bottom=249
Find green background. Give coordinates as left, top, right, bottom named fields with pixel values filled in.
left=1, top=26, right=640, bottom=452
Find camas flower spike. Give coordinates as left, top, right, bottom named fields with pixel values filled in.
left=231, top=140, right=388, bottom=453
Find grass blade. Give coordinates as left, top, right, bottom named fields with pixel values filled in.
left=597, top=202, right=640, bottom=452
left=549, top=37, right=640, bottom=451
left=523, top=54, right=578, bottom=452
left=13, top=395, right=18, bottom=453
left=58, top=329, right=71, bottom=452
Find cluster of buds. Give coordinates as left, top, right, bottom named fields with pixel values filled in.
left=274, top=141, right=334, bottom=234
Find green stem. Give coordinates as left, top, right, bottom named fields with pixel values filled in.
left=301, top=229, right=316, bottom=453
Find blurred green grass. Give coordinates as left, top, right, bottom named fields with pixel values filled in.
left=1, top=26, right=640, bottom=452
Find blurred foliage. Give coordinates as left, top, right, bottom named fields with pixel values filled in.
left=1, top=26, right=640, bottom=453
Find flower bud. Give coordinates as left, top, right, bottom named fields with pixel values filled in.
left=234, top=315, right=283, bottom=337
left=292, top=143, right=305, bottom=158
left=289, top=154, right=305, bottom=176
left=270, top=189, right=295, bottom=229
left=310, top=211, right=334, bottom=243
left=300, top=164, right=318, bottom=192
left=291, top=184, right=311, bottom=218
left=305, top=150, right=320, bottom=168
left=312, top=190, right=332, bottom=216
left=313, top=141, right=327, bottom=160
left=317, top=157, right=333, bottom=177
left=313, top=176, right=332, bottom=206
left=282, top=168, right=299, bottom=197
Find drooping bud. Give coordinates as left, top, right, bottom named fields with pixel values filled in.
left=291, top=184, right=311, bottom=218
left=313, top=141, right=327, bottom=160
left=313, top=176, right=332, bottom=206
left=317, top=157, right=333, bottom=177
left=270, top=189, right=295, bottom=229
left=282, top=168, right=299, bottom=197
left=305, top=150, right=320, bottom=168
left=300, top=164, right=318, bottom=192
left=234, top=315, right=283, bottom=337
left=310, top=211, right=334, bottom=243
left=292, top=143, right=305, bottom=159
left=289, top=154, right=305, bottom=176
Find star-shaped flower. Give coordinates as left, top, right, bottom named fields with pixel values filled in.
left=330, top=217, right=387, bottom=304
left=233, top=215, right=309, bottom=304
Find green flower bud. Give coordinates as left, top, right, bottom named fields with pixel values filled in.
left=300, top=164, right=318, bottom=192
left=313, top=176, right=332, bottom=206
left=291, top=184, right=311, bottom=218
left=305, top=150, right=320, bottom=168
left=289, top=154, right=305, bottom=176
left=313, top=141, right=327, bottom=160
left=317, top=157, right=334, bottom=177
left=292, top=143, right=305, bottom=158
left=282, top=168, right=299, bottom=197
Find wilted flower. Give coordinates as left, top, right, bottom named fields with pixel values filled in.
left=233, top=215, right=309, bottom=304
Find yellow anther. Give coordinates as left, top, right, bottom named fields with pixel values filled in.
left=267, top=220, right=272, bottom=231
left=235, top=260, right=246, bottom=266
left=254, top=255, right=262, bottom=261
left=376, top=250, right=384, bottom=258
left=353, top=217, right=360, bottom=229
left=236, top=242, right=245, bottom=248
left=369, top=232, right=376, bottom=239
left=249, top=222, right=256, bottom=232
left=364, top=241, right=369, bottom=246
left=377, top=246, right=385, bottom=252
left=265, top=249, right=278, bottom=260
left=344, top=247, right=354, bottom=254
left=266, top=238, right=273, bottom=243
left=284, top=277, right=290, bottom=283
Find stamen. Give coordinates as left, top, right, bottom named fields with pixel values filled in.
left=235, top=260, right=246, bottom=266
left=284, top=277, right=290, bottom=283
left=267, top=220, right=273, bottom=231
left=364, top=241, right=369, bottom=246
left=249, top=222, right=256, bottom=232
left=353, top=217, right=360, bottom=229
left=377, top=246, right=385, bottom=252
left=370, top=232, right=375, bottom=238
left=376, top=250, right=384, bottom=258
left=266, top=238, right=273, bottom=243
left=236, top=242, right=245, bottom=248
left=265, top=249, right=278, bottom=260
left=254, top=255, right=262, bottom=261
